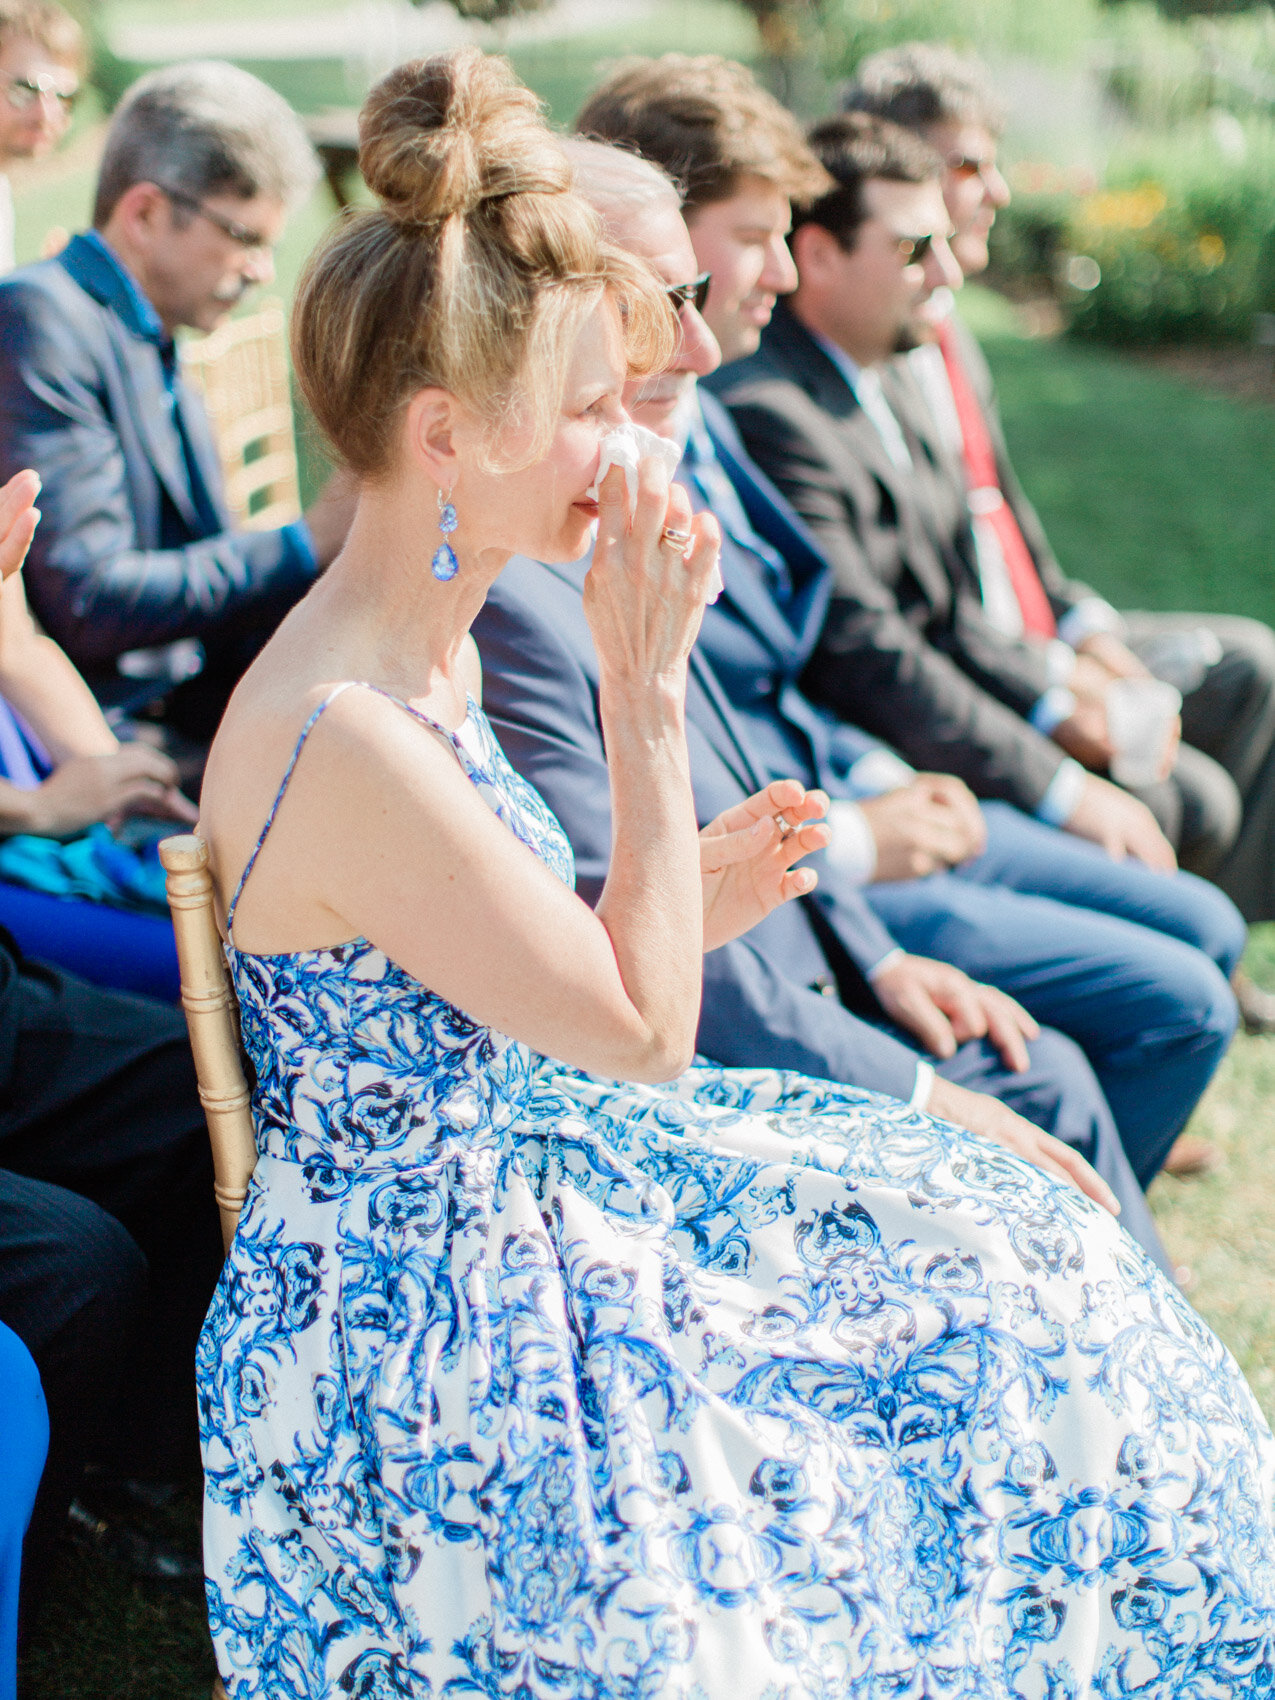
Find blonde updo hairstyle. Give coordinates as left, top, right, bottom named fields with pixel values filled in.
left=292, top=48, right=677, bottom=478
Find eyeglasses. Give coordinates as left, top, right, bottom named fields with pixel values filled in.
left=157, top=185, right=272, bottom=254
left=0, top=68, right=77, bottom=113
left=892, top=232, right=934, bottom=266
left=666, top=271, right=711, bottom=316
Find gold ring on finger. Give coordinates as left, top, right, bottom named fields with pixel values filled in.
left=660, top=525, right=693, bottom=551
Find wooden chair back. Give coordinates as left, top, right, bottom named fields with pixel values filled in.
left=158, top=835, right=257, bottom=1257
left=180, top=299, right=302, bottom=533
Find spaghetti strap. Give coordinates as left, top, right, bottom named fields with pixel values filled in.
left=225, top=679, right=469, bottom=942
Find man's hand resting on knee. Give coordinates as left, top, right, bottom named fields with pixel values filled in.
left=1064, top=774, right=1176, bottom=873
left=870, top=952, right=1037, bottom=1072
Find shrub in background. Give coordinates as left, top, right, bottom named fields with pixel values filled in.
left=996, top=123, right=1275, bottom=344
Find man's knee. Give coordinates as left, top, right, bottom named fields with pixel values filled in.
left=1216, top=615, right=1275, bottom=696
left=0, top=1173, right=146, bottom=1365
left=1172, top=744, right=1242, bottom=873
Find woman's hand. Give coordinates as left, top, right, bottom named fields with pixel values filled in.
left=699, top=779, right=830, bottom=952
left=583, top=461, right=721, bottom=691
left=0, top=472, right=40, bottom=582
left=18, top=746, right=198, bottom=840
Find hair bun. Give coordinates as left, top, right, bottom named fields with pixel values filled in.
left=359, top=47, right=572, bottom=228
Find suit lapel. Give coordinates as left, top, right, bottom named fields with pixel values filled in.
left=122, top=341, right=202, bottom=531
left=59, top=234, right=202, bottom=532
left=174, top=382, right=232, bottom=529
left=700, top=392, right=832, bottom=661
left=685, top=648, right=767, bottom=795
left=769, top=306, right=957, bottom=615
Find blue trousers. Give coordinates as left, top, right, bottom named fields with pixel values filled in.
left=870, top=802, right=1243, bottom=1186
left=0, top=1321, right=46, bottom=1700
left=0, top=883, right=178, bottom=1002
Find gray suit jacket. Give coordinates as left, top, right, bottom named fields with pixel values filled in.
left=707, top=299, right=1067, bottom=813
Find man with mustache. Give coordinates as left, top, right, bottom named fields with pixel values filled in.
left=0, top=60, right=354, bottom=745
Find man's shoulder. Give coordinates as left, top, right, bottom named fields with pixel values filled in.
left=0, top=250, right=94, bottom=316
left=478, top=555, right=596, bottom=672
left=704, top=341, right=798, bottom=408
left=0, top=250, right=113, bottom=375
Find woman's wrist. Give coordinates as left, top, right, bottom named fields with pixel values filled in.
left=0, top=781, right=42, bottom=836
left=598, top=668, right=687, bottom=729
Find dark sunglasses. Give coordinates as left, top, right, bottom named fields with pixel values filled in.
left=1, top=69, right=77, bottom=112
left=893, top=232, right=934, bottom=265
left=158, top=184, right=272, bottom=253
left=666, top=271, right=712, bottom=316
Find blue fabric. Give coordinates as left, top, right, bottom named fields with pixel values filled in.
left=0, top=234, right=316, bottom=693
left=200, top=683, right=1275, bottom=1696
left=0, top=1320, right=46, bottom=1700
left=0, top=822, right=169, bottom=913
left=0, top=699, right=48, bottom=791
left=0, top=881, right=178, bottom=1000
left=0, top=691, right=178, bottom=994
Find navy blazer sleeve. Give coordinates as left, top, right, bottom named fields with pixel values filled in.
left=0, top=272, right=315, bottom=666
left=475, top=566, right=923, bottom=1101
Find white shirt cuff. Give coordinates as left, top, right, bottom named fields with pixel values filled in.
left=1029, top=686, right=1077, bottom=736
left=1057, top=598, right=1125, bottom=647
left=908, top=1059, right=935, bottom=1112
left=825, top=798, right=878, bottom=886
left=1044, top=638, right=1077, bottom=687
left=867, top=945, right=905, bottom=982
left=1036, top=757, right=1088, bottom=828
left=845, top=747, right=916, bottom=798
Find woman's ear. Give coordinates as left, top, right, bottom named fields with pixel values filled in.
left=404, top=388, right=462, bottom=492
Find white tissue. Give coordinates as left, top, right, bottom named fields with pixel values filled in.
left=588, top=423, right=722, bottom=604
left=588, top=421, right=679, bottom=504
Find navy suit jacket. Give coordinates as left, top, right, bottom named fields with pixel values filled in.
left=695, top=390, right=887, bottom=794
left=0, top=234, right=315, bottom=697
left=475, top=555, right=927, bottom=1101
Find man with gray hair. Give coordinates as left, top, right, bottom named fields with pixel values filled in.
left=0, top=60, right=353, bottom=741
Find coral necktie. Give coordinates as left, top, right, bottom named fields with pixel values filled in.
left=938, top=318, right=1057, bottom=638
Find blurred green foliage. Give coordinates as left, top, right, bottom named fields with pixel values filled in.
left=992, top=125, right=1275, bottom=343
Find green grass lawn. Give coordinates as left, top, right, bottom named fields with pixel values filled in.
left=966, top=284, right=1275, bottom=627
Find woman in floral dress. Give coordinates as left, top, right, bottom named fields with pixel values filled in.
left=195, top=47, right=1275, bottom=1699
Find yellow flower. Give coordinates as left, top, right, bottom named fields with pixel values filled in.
left=1196, top=232, right=1226, bottom=270
left=1079, top=183, right=1168, bottom=232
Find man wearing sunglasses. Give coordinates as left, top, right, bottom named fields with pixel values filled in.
left=0, top=1, right=83, bottom=274
left=0, top=59, right=355, bottom=748
left=848, top=45, right=1275, bottom=1013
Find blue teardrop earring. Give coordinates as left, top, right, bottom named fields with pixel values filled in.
left=432, top=487, right=459, bottom=582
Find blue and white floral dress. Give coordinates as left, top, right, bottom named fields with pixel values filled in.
left=201, top=684, right=1275, bottom=1699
